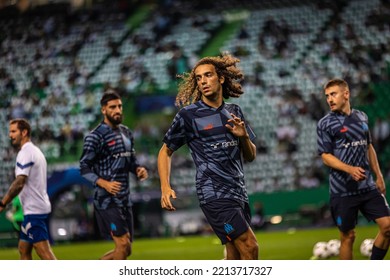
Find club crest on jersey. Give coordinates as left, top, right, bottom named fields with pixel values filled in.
left=336, top=216, right=342, bottom=226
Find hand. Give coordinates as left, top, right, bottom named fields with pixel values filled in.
left=136, top=166, right=148, bottom=181
left=376, top=176, right=386, bottom=195
left=225, top=113, right=248, bottom=138
left=97, top=179, right=121, bottom=195
left=161, top=188, right=176, bottom=211
left=349, top=166, right=366, bottom=181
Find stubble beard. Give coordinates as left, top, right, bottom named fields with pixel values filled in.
left=10, top=139, right=21, bottom=150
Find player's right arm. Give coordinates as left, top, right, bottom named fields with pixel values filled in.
left=321, top=153, right=366, bottom=181
left=80, top=133, right=121, bottom=195
left=158, top=143, right=177, bottom=211
left=367, top=144, right=386, bottom=194
left=0, top=175, right=27, bottom=212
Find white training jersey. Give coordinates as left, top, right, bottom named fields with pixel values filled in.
left=15, top=141, right=51, bottom=215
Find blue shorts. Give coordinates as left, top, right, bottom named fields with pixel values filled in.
left=200, top=199, right=251, bottom=244
left=94, top=206, right=134, bottom=241
left=19, top=214, right=50, bottom=244
left=330, top=189, right=390, bottom=232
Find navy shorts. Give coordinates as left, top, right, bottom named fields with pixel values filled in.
left=330, top=189, right=390, bottom=232
left=200, top=199, right=252, bottom=244
left=94, top=206, right=134, bottom=241
left=19, top=214, right=50, bottom=244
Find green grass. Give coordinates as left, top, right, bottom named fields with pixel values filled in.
left=0, top=225, right=386, bottom=260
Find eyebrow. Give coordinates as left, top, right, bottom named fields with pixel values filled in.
left=108, top=103, right=122, bottom=108
left=325, top=90, right=337, bottom=96
left=195, top=71, right=213, bottom=77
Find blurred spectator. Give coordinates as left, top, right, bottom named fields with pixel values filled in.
left=251, top=202, right=266, bottom=230
left=275, top=120, right=298, bottom=155
left=373, top=117, right=390, bottom=153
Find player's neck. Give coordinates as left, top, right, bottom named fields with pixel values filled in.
left=104, top=119, right=119, bottom=129
left=340, top=104, right=351, bottom=116
left=19, top=138, right=30, bottom=150
left=201, top=94, right=223, bottom=108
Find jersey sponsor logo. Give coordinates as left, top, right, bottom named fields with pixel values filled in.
left=210, top=140, right=238, bottom=149
left=341, top=139, right=367, bottom=148
left=113, top=152, right=132, bottom=159
left=341, top=143, right=350, bottom=148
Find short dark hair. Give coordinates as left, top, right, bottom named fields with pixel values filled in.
left=324, top=78, right=349, bottom=90
left=10, top=118, right=31, bottom=137
left=100, top=90, right=121, bottom=107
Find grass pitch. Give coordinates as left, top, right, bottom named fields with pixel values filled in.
left=0, top=225, right=386, bottom=260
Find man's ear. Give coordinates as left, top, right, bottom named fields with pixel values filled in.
left=21, top=129, right=28, bottom=138
left=344, top=89, right=350, bottom=99
left=220, top=76, right=225, bottom=84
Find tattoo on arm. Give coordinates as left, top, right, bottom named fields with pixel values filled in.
left=5, top=175, right=27, bottom=203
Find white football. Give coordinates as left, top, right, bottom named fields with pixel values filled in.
left=312, top=241, right=330, bottom=259
left=326, top=239, right=341, bottom=256
left=360, top=238, right=374, bottom=257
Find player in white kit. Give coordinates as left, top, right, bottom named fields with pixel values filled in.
left=0, top=119, right=56, bottom=260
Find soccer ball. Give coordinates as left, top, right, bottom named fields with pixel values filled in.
left=360, top=239, right=374, bottom=257
left=326, top=239, right=341, bottom=256
left=312, top=241, right=330, bottom=259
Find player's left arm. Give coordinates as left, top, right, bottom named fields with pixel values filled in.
left=367, top=144, right=386, bottom=194
left=0, top=175, right=27, bottom=211
left=226, top=113, right=256, bottom=162
left=239, top=134, right=256, bottom=162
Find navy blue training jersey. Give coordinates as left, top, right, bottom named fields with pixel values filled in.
left=317, top=109, right=376, bottom=197
left=163, top=101, right=256, bottom=205
left=80, top=122, right=140, bottom=209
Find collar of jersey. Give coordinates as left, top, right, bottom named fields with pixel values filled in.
left=330, top=108, right=355, bottom=117
left=199, top=100, right=225, bottom=111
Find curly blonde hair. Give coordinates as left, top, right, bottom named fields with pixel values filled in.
left=175, top=53, right=244, bottom=107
